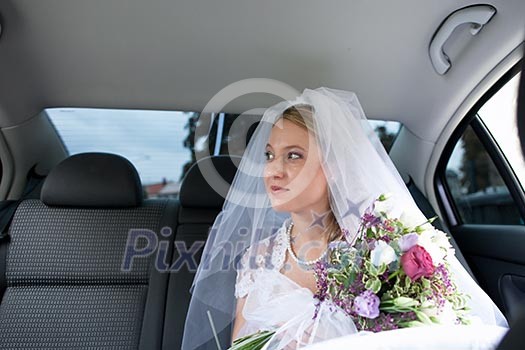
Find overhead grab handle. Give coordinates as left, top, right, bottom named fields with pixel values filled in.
left=429, top=4, right=496, bottom=75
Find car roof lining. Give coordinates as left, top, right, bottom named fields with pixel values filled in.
left=0, top=0, right=523, bottom=143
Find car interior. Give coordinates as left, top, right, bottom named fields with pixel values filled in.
left=0, top=1, right=524, bottom=349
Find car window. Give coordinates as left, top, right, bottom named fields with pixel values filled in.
left=477, top=73, right=524, bottom=190
left=368, top=120, right=402, bottom=153
left=47, top=108, right=197, bottom=199
left=440, top=68, right=524, bottom=226
left=444, top=124, right=522, bottom=225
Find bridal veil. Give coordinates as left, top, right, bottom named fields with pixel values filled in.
left=181, top=87, right=507, bottom=349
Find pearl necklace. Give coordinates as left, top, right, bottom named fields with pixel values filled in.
left=286, top=221, right=329, bottom=267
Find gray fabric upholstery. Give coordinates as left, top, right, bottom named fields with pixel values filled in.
left=5, top=200, right=165, bottom=284
left=0, top=285, right=147, bottom=349
left=0, top=198, right=170, bottom=350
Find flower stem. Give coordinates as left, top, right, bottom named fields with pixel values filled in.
left=388, top=270, right=400, bottom=281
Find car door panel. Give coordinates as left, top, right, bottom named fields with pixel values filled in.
left=500, top=275, right=525, bottom=323
left=452, top=224, right=525, bottom=321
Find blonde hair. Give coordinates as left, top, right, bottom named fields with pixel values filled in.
left=277, top=105, right=342, bottom=243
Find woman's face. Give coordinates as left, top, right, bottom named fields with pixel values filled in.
left=263, top=118, right=330, bottom=214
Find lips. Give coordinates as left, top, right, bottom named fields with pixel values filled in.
left=270, top=185, right=288, bottom=193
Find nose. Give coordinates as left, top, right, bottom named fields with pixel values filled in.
left=264, top=157, right=285, bottom=178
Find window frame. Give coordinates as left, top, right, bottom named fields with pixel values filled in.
left=434, top=61, right=525, bottom=228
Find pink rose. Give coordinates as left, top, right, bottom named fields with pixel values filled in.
left=400, top=245, right=434, bottom=281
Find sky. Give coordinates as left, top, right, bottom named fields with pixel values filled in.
left=478, top=73, right=524, bottom=188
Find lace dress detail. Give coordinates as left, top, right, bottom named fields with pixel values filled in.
left=234, top=221, right=288, bottom=299
left=233, top=219, right=359, bottom=348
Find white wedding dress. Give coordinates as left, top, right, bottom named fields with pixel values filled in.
left=234, top=219, right=509, bottom=350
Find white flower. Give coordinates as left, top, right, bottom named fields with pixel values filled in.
left=431, top=229, right=453, bottom=250
left=417, top=232, right=444, bottom=264
left=400, top=210, right=431, bottom=230
left=370, top=240, right=397, bottom=267
left=418, top=229, right=453, bottom=265
left=373, top=197, right=394, bottom=216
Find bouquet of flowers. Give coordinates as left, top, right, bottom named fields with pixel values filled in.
left=313, top=193, right=471, bottom=331
left=228, top=194, right=471, bottom=349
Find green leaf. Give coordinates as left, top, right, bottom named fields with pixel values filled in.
left=344, top=270, right=356, bottom=288
left=334, top=274, right=346, bottom=285
left=377, top=263, right=387, bottom=275
left=372, top=279, right=382, bottom=293
left=393, top=297, right=419, bottom=309
left=365, top=277, right=382, bottom=294
left=403, top=320, right=426, bottom=328
left=404, top=275, right=412, bottom=286
left=366, top=261, right=379, bottom=276
left=228, top=330, right=275, bottom=350
left=414, top=310, right=434, bottom=325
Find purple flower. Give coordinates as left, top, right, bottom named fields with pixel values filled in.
left=363, top=213, right=381, bottom=228
left=313, top=261, right=328, bottom=319
left=341, top=228, right=351, bottom=239
left=397, top=233, right=419, bottom=252
left=435, top=263, right=455, bottom=295
left=353, top=290, right=380, bottom=319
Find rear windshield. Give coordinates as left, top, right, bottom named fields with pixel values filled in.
left=47, top=108, right=401, bottom=199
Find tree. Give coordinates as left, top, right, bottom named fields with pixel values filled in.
left=459, top=126, right=504, bottom=194
left=374, top=126, right=396, bottom=153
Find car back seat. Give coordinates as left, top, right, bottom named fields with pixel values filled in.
left=163, top=155, right=239, bottom=350
left=0, top=153, right=178, bottom=350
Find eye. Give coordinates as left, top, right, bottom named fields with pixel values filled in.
left=264, top=151, right=274, bottom=161
left=288, top=152, right=302, bottom=160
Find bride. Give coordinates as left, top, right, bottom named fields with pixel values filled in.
left=181, top=88, right=508, bottom=350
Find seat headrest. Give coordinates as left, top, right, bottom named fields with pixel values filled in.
left=179, top=155, right=240, bottom=208
left=41, top=153, right=143, bottom=208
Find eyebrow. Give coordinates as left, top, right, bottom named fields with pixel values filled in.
left=265, top=143, right=306, bottom=151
